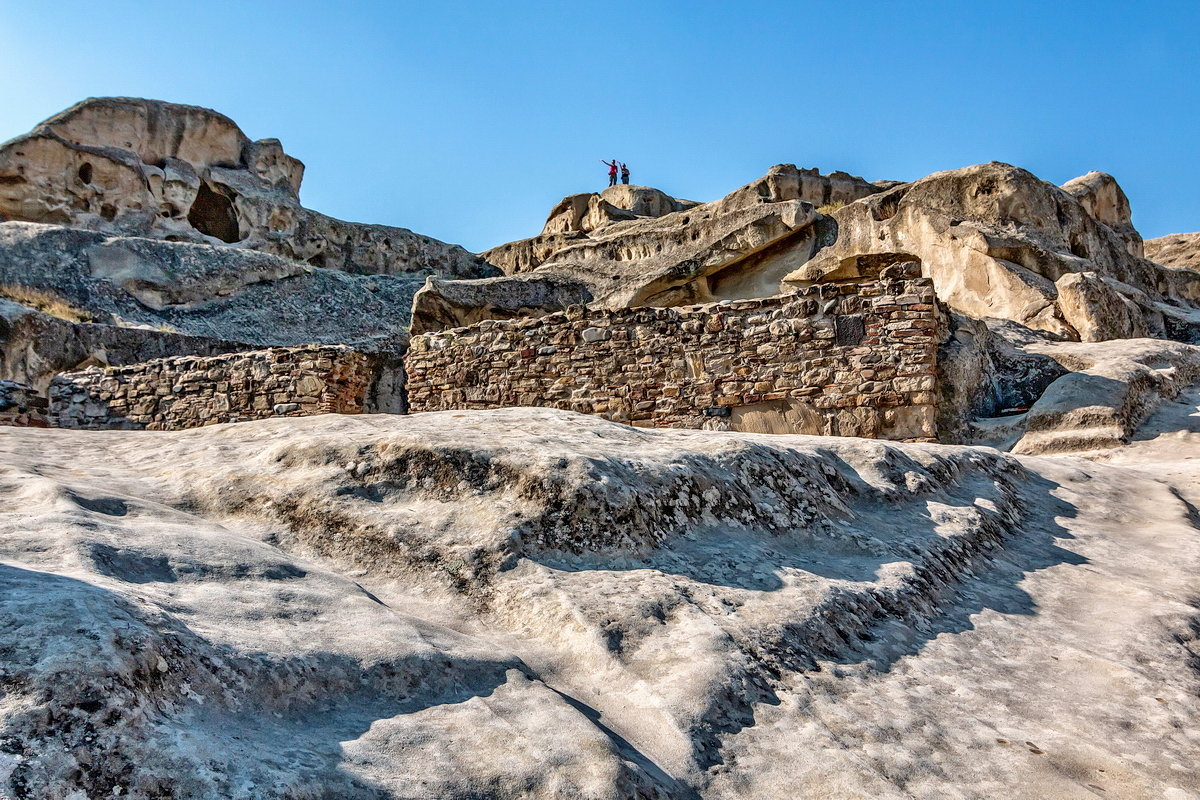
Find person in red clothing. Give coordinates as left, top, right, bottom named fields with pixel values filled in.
left=601, top=159, right=619, bottom=187
left=620, top=162, right=630, bottom=185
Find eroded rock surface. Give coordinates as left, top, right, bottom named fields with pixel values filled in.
left=413, top=165, right=883, bottom=332
left=1146, top=232, right=1200, bottom=272
left=0, top=97, right=493, bottom=279
left=0, top=222, right=418, bottom=353
left=1, top=408, right=1198, bottom=798
left=784, top=163, right=1200, bottom=340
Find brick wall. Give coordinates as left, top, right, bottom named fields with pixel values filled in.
left=49, top=345, right=401, bottom=430
left=406, top=271, right=943, bottom=441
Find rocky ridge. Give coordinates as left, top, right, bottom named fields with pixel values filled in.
left=0, top=99, right=498, bottom=385
left=410, top=165, right=886, bottom=333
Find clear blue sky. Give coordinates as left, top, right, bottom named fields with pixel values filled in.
left=2, top=1, right=1197, bottom=252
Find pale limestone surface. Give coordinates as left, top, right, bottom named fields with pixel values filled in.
left=411, top=165, right=872, bottom=332
left=784, top=163, right=1200, bottom=340
left=0, top=98, right=492, bottom=280
left=1146, top=232, right=1200, bottom=272
left=1, top=407, right=1198, bottom=798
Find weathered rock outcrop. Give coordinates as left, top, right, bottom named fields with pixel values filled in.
left=0, top=298, right=247, bottom=393
left=785, top=162, right=1200, bottom=341
left=3, top=408, right=1199, bottom=798
left=412, top=165, right=882, bottom=332
left=1001, top=337, right=1200, bottom=455
left=0, top=222, right=420, bottom=353
left=1146, top=231, right=1200, bottom=271
left=485, top=165, right=884, bottom=277
left=538, top=186, right=696, bottom=238
left=1061, top=170, right=1143, bottom=257
left=0, top=97, right=495, bottom=279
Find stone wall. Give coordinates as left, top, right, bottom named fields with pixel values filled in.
left=0, top=380, right=48, bottom=427
left=407, top=270, right=943, bottom=440
left=50, top=345, right=402, bottom=430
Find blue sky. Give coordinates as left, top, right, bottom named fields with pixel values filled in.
left=1, top=1, right=1197, bottom=252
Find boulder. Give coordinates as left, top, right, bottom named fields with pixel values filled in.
left=0, top=97, right=495, bottom=280
left=1007, top=337, right=1200, bottom=455
left=784, top=162, right=1200, bottom=340
left=1055, top=272, right=1158, bottom=342
left=599, top=184, right=695, bottom=218
left=1061, top=171, right=1143, bottom=257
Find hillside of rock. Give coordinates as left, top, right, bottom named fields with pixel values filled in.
left=411, top=165, right=884, bottom=332
left=0, top=97, right=492, bottom=279
left=785, top=163, right=1200, bottom=341
left=2, top=407, right=1198, bottom=798
left=1147, top=232, right=1200, bottom=272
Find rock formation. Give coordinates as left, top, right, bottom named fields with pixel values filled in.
left=411, top=165, right=887, bottom=333
left=2, top=406, right=1199, bottom=798
left=0, top=98, right=493, bottom=278
left=783, top=163, right=1200, bottom=340
left=0, top=98, right=504, bottom=390
left=1146, top=231, right=1200, bottom=271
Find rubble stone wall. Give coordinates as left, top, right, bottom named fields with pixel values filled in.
left=406, top=271, right=943, bottom=440
left=0, top=380, right=48, bottom=427
left=50, top=345, right=399, bottom=430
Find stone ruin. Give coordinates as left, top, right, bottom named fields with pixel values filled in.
left=7, top=97, right=1200, bottom=452
left=49, top=345, right=402, bottom=431
left=0, top=379, right=47, bottom=427
left=407, top=261, right=942, bottom=441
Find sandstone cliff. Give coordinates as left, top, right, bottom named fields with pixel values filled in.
left=783, top=163, right=1200, bottom=341
left=0, top=98, right=501, bottom=387
left=0, top=97, right=493, bottom=278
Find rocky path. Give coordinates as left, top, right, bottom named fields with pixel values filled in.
left=1, top=407, right=1198, bottom=798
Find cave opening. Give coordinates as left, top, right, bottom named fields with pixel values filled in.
left=187, top=182, right=241, bottom=243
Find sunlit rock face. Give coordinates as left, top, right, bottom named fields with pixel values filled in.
left=0, top=97, right=494, bottom=279
left=413, top=165, right=888, bottom=332
left=784, top=162, right=1200, bottom=340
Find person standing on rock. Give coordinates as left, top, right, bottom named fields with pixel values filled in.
left=620, top=162, right=630, bottom=185
left=601, top=159, right=619, bottom=187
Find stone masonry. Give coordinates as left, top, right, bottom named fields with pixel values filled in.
left=50, top=345, right=399, bottom=430
left=406, top=266, right=943, bottom=441
left=0, top=380, right=48, bottom=427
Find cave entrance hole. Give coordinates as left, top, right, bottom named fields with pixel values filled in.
left=187, top=182, right=241, bottom=243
